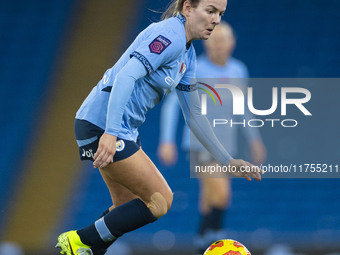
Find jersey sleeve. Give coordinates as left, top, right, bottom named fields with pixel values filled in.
left=175, top=86, right=233, bottom=166
left=130, top=25, right=183, bottom=74
left=105, top=57, right=148, bottom=136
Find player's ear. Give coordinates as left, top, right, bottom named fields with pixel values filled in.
left=182, top=0, right=192, bottom=18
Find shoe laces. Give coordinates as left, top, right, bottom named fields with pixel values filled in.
left=77, top=247, right=93, bottom=255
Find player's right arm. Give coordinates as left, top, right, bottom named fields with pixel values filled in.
left=94, top=25, right=184, bottom=169
left=94, top=57, right=148, bottom=169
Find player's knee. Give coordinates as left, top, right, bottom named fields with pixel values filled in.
left=147, top=191, right=173, bottom=219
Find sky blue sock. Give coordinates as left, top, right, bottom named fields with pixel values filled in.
left=91, top=209, right=110, bottom=255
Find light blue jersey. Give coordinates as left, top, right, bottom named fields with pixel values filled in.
left=76, top=14, right=196, bottom=141
left=75, top=14, right=234, bottom=166
left=160, top=54, right=260, bottom=156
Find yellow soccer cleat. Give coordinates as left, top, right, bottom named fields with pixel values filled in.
left=55, top=230, right=93, bottom=255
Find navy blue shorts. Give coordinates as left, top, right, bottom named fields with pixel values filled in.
left=74, top=119, right=141, bottom=162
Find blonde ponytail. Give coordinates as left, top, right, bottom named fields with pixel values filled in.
left=161, top=0, right=200, bottom=20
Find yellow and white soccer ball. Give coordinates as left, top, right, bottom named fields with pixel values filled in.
left=203, top=239, right=251, bottom=255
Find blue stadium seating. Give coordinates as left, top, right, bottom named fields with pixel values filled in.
left=0, top=0, right=75, bottom=229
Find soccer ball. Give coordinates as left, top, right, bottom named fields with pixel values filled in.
left=203, top=239, right=251, bottom=255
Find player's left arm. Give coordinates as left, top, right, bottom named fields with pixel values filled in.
left=176, top=55, right=262, bottom=181
left=175, top=84, right=262, bottom=181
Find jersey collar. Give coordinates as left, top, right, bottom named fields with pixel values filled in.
left=176, top=13, right=186, bottom=24
left=176, top=13, right=191, bottom=50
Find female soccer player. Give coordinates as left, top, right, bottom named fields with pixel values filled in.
left=158, top=22, right=266, bottom=254
left=55, top=0, right=262, bottom=254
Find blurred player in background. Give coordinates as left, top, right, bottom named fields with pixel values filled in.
left=158, top=22, right=266, bottom=254
left=55, top=0, right=262, bottom=254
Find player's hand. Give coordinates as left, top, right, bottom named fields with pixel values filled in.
left=93, top=133, right=117, bottom=169
left=227, top=159, right=263, bottom=181
left=157, top=143, right=178, bottom=166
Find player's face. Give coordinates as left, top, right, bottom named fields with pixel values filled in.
left=186, top=0, right=227, bottom=41
left=205, top=25, right=235, bottom=63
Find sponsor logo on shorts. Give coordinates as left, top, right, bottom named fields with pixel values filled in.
left=116, top=140, right=125, bottom=152
left=82, top=148, right=94, bottom=159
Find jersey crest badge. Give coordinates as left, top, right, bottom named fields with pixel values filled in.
left=116, top=140, right=125, bottom=152
left=149, top=35, right=172, bottom=54
left=179, top=62, right=187, bottom=74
